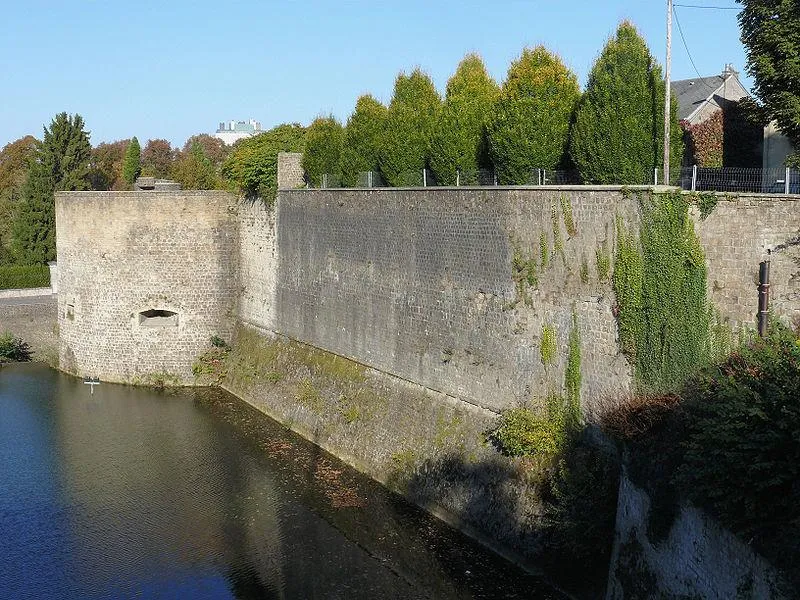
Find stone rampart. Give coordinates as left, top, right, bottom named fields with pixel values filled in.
left=55, top=191, right=239, bottom=383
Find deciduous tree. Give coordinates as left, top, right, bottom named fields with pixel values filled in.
left=88, top=140, right=128, bottom=190
left=0, top=135, right=38, bottom=263
left=221, top=123, right=306, bottom=202
left=302, top=116, right=344, bottom=187
left=379, top=69, right=441, bottom=186
left=429, top=54, right=499, bottom=185
left=171, top=142, right=218, bottom=190
left=141, top=139, right=175, bottom=179
left=738, top=0, right=800, bottom=164
left=486, top=47, right=580, bottom=184
left=339, top=95, right=387, bottom=187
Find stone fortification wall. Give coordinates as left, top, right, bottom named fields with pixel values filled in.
left=277, top=152, right=305, bottom=190
left=55, top=191, right=239, bottom=384
left=245, top=187, right=641, bottom=415
left=693, top=194, right=800, bottom=330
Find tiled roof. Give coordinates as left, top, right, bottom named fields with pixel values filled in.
left=671, top=75, right=725, bottom=120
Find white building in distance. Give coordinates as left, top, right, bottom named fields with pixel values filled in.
left=214, top=119, right=262, bottom=145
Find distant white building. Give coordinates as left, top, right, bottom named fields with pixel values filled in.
left=213, top=119, right=262, bottom=145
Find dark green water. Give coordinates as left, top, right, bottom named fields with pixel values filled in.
left=0, top=363, right=562, bottom=599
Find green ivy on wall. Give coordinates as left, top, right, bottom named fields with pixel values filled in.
left=613, top=191, right=710, bottom=390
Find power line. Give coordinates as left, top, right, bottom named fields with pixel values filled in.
left=674, top=3, right=740, bottom=9
left=673, top=5, right=721, bottom=93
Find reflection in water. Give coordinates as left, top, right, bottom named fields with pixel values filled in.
left=0, top=363, right=562, bottom=599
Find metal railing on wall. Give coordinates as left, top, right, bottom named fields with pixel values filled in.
left=309, top=166, right=800, bottom=195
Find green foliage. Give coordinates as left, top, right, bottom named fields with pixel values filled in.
left=222, top=123, right=306, bottom=202
left=544, top=440, right=619, bottom=570
left=676, top=323, right=800, bottom=543
left=488, top=399, right=568, bottom=458
left=569, top=22, right=683, bottom=184
left=171, top=141, right=219, bottom=190
left=511, top=247, right=538, bottom=304
left=429, top=54, right=499, bottom=185
left=539, top=232, right=549, bottom=268
left=560, top=194, right=577, bottom=237
left=693, top=191, right=719, bottom=219
left=302, top=115, right=344, bottom=187
left=595, top=243, right=611, bottom=282
left=551, top=201, right=564, bottom=257
left=379, top=69, right=441, bottom=186
left=0, top=264, right=50, bottom=289
left=88, top=139, right=128, bottom=191
left=614, top=192, right=710, bottom=389
left=487, top=46, right=580, bottom=184
left=541, top=324, right=557, bottom=366
left=121, top=136, right=141, bottom=186
left=12, top=112, right=91, bottom=264
left=192, top=336, right=231, bottom=386
left=580, top=257, right=589, bottom=284
left=739, top=0, right=800, bottom=160
left=141, top=139, right=174, bottom=178
left=339, top=95, right=387, bottom=187
left=0, top=332, right=32, bottom=363
left=613, top=216, right=644, bottom=359
left=0, top=136, right=38, bottom=263
left=564, top=311, right=581, bottom=427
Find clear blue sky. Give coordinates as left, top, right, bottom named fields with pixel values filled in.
left=0, top=0, right=746, bottom=150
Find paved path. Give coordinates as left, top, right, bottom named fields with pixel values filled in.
left=0, top=294, right=56, bottom=307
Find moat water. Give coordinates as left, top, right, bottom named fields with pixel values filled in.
left=0, top=363, right=563, bottom=599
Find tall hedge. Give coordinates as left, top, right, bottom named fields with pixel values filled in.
left=486, top=47, right=580, bottom=184
left=429, top=54, right=499, bottom=185
left=379, top=68, right=441, bottom=186
left=569, top=22, right=683, bottom=184
left=302, top=116, right=344, bottom=187
left=221, top=123, right=306, bottom=202
left=339, top=95, right=388, bottom=187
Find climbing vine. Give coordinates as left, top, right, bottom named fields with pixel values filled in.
left=613, top=191, right=710, bottom=390
left=541, top=323, right=557, bottom=366
left=564, top=310, right=581, bottom=428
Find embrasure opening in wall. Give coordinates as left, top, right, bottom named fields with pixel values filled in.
left=138, top=309, right=179, bottom=328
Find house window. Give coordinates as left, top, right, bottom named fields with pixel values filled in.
left=138, top=309, right=179, bottom=328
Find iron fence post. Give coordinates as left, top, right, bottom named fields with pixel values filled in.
left=758, top=259, right=771, bottom=337
left=691, top=165, right=697, bottom=191
left=786, top=167, right=791, bottom=195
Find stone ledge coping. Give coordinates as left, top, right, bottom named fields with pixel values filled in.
left=0, top=287, right=54, bottom=299
left=281, top=185, right=666, bottom=193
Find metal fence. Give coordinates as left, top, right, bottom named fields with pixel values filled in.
left=310, top=166, right=800, bottom=195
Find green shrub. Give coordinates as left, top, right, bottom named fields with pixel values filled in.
left=339, top=95, right=388, bottom=187
left=302, top=115, right=344, bottom=187
left=379, top=69, right=441, bottom=186
left=541, top=324, right=557, bottom=366
left=676, top=323, right=800, bottom=539
left=0, top=332, right=32, bottom=363
left=222, top=123, right=306, bottom=202
left=569, top=22, right=683, bottom=184
left=429, top=54, right=499, bottom=185
left=486, top=46, right=580, bottom=184
left=0, top=264, right=50, bottom=289
left=488, top=398, right=569, bottom=458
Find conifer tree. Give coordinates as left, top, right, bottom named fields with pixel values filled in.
left=11, top=112, right=91, bottom=264
left=568, top=22, right=682, bottom=184
left=121, top=136, right=141, bottom=186
left=302, top=116, right=344, bottom=187
left=738, top=0, right=800, bottom=165
left=486, top=47, right=580, bottom=184
left=339, top=95, right=388, bottom=187
left=429, top=54, right=499, bottom=185
left=379, top=69, right=441, bottom=186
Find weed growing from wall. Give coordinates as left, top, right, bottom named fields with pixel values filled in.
left=551, top=201, right=564, bottom=259
left=487, top=396, right=569, bottom=458
left=560, top=194, right=577, bottom=237
left=595, top=243, right=611, bottom=283
left=564, top=311, right=581, bottom=428
left=541, top=324, right=557, bottom=366
left=580, top=257, right=589, bottom=284
left=512, top=246, right=538, bottom=305
left=540, top=232, right=549, bottom=269
left=613, top=192, right=710, bottom=389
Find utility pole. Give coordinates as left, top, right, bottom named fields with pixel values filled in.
left=663, top=0, right=673, bottom=185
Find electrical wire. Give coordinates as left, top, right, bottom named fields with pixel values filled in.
left=673, top=3, right=740, bottom=9
left=673, top=5, right=722, bottom=94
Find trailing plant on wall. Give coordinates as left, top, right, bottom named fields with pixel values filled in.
left=613, top=192, right=710, bottom=389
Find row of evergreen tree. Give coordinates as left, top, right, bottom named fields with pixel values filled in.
left=302, top=22, right=683, bottom=188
